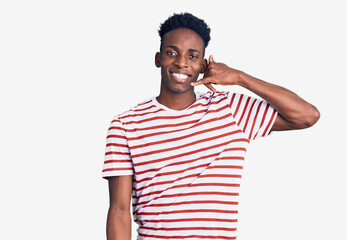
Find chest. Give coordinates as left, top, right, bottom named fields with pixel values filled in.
left=125, top=106, right=248, bottom=175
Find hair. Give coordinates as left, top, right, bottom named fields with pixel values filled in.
left=158, top=13, right=211, bottom=54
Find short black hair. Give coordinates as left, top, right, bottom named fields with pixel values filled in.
left=158, top=13, right=211, bottom=52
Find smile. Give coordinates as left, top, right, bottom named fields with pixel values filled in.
left=171, top=72, right=191, bottom=83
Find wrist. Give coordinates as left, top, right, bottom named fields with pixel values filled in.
left=235, top=71, right=248, bottom=87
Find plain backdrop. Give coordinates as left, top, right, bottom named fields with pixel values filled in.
left=1, top=0, right=346, bottom=239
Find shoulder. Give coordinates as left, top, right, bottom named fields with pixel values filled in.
left=204, top=91, right=263, bottom=114
left=110, top=97, right=157, bottom=124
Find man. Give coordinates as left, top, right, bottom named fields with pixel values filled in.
left=102, top=13, right=319, bottom=240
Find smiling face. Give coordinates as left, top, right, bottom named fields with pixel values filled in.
left=155, top=28, right=207, bottom=94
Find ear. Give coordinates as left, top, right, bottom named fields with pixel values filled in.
left=155, top=52, right=161, bottom=68
left=200, top=58, right=208, bottom=74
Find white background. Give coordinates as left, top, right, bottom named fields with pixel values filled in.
left=1, top=0, right=346, bottom=239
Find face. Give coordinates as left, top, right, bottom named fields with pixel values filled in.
left=155, top=28, right=207, bottom=94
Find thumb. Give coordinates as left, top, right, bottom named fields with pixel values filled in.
left=209, top=55, right=214, bottom=63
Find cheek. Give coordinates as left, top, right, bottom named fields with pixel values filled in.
left=161, top=67, right=170, bottom=80
left=194, top=63, right=204, bottom=74
left=161, top=67, right=167, bottom=76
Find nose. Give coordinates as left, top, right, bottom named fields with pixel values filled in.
left=174, top=55, right=188, bottom=68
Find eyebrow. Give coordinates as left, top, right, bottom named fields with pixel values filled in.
left=166, top=45, right=201, bottom=53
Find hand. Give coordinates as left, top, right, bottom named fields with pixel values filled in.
left=191, top=55, right=243, bottom=92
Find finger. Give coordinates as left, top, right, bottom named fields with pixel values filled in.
left=209, top=55, right=214, bottom=63
left=204, top=83, right=216, bottom=93
left=191, top=76, right=215, bottom=86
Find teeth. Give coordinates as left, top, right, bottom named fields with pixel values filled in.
left=172, top=73, right=189, bottom=80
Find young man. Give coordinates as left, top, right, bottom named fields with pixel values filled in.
left=102, top=13, right=320, bottom=240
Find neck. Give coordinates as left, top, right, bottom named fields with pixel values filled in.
left=156, top=87, right=196, bottom=111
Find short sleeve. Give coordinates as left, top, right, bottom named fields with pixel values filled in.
left=101, top=116, right=134, bottom=179
left=228, top=92, right=278, bottom=141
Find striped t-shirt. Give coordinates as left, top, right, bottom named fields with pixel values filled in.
left=102, top=91, right=277, bottom=240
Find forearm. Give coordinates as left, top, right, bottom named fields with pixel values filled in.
left=192, top=55, right=320, bottom=130
left=107, top=207, right=132, bottom=240
left=237, top=72, right=320, bottom=129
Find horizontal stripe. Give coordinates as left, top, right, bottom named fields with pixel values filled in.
left=135, top=99, right=152, bottom=107
left=135, top=172, right=241, bottom=193
left=102, top=167, right=133, bottom=172
left=136, top=162, right=210, bottom=184
left=135, top=149, right=244, bottom=177
left=122, top=96, right=226, bottom=119
left=106, top=134, right=126, bottom=140
left=126, top=112, right=233, bottom=141
left=126, top=104, right=156, bottom=112
left=135, top=151, right=220, bottom=176
left=130, top=121, right=235, bottom=150
left=106, top=143, right=128, bottom=148
left=136, top=200, right=238, bottom=209
left=136, top=208, right=238, bottom=216
left=104, top=159, right=132, bottom=164
left=102, top=91, right=278, bottom=239
left=140, top=225, right=237, bottom=231
left=105, top=151, right=129, bottom=156
left=144, top=218, right=238, bottom=223
left=123, top=104, right=229, bottom=125
left=136, top=163, right=242, bottom=184
left=107, top=126, right=123, bottom=131
left=138, top=232, right=237, bottom=239
left=136, top=191, right=239, bottom=206
left=134, top=137, right=247, bottom=167
left=207, top=165, right=243, bottom=169
left=110, top=118, right=121, bottom=124
left=133, top=182, right=240, bottom=198
left=119, top=107, right=164, bottom=119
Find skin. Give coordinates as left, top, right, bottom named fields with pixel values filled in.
left=191, top=55, right=320, bottom=130
left=106, top=27, right=320, bottom=239
left=106, top=175, right=132, bottom=240
left=154, top=28, right=208, bottom=110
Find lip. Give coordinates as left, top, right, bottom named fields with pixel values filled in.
left=169, top=71, right=192, bottom=83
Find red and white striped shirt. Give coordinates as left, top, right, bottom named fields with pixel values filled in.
left=102, top=91, right=277, bottom=239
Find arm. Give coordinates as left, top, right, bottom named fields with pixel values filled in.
left=192, top=55, right=320, bottom=131
left=107, top=175, right=133, bottom=240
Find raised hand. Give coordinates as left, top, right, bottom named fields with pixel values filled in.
left=192, top=56, right=319, bottom=131
left=191, top=55, right=243, bottom=92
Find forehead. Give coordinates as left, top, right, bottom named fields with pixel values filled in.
left=162, top=28, right=204, bottom=52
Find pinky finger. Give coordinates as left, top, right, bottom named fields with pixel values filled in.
left=204, top=83, right=216, bottom=93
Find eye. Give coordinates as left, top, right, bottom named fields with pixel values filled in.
left=167, top=51, right=177, bottom=56
left=189, top=55, right=198, bottom=60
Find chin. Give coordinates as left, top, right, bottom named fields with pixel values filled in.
left=168, top=84, right=194, bottom=94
